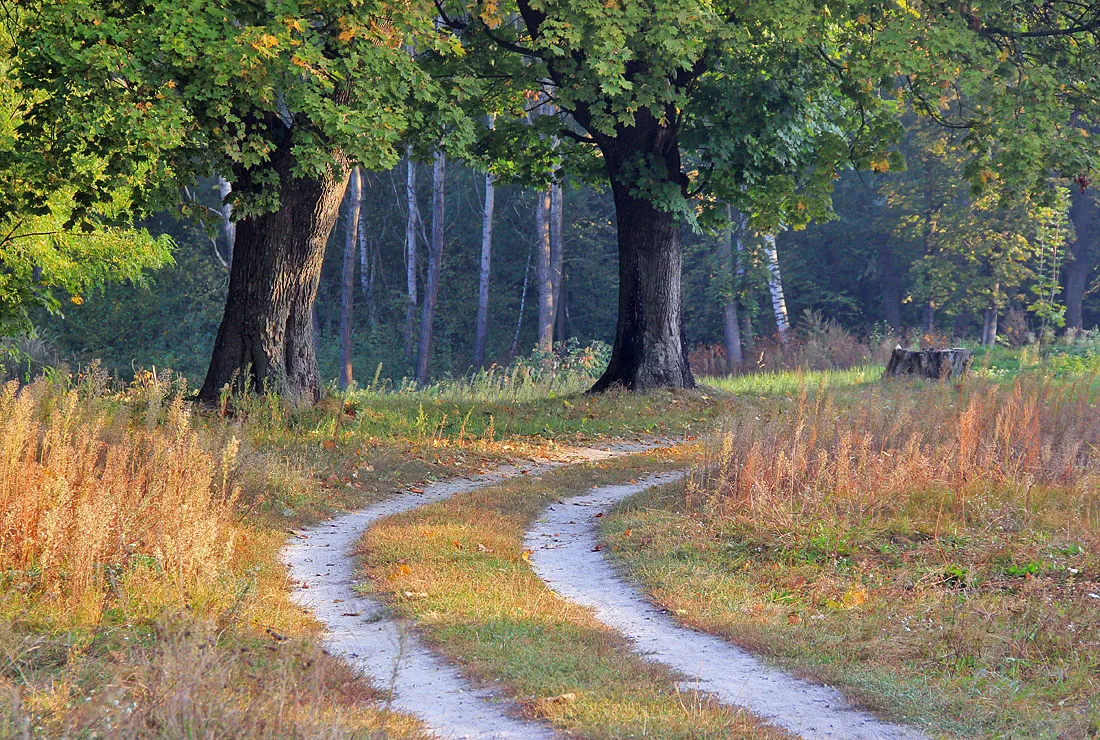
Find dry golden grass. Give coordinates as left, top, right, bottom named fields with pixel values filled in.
left=606, top=375, right=1100, bottom=737
left=0, top=375, right=431, bottom=737
left=0, top=379, right=241, bottom=625
left=695, top=376, right=1100, bottom=530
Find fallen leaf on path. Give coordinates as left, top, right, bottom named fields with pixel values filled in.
left=520, top=549, right=533, bottom=562
left=592, top=544, right=603, bottom=552
left=393, top=564, right=411, bottom=578
left=341, top=612, right=362, bottom=617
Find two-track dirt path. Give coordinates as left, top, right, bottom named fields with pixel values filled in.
left=526, top=472, right=928, bottom=740
left=285, top=443, right=928, bottom=740
left=282, top=442, right=661, bottom=740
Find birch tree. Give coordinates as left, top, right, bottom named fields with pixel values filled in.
left=473, top=166, right=495, bottom=369
left=764, top=233, right=791, bottom=345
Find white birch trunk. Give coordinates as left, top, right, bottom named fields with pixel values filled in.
left=764, top=232, right=790, bottom=345
left=217, top=175, right=236, bottom=264
left=473, top=170, right=495, bottom=370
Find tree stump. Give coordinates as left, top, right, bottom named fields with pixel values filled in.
left=884, top=347, right=972, bottom=380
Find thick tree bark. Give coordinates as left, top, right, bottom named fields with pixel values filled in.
left=885, top=347, right=972, bottom=379
left=1064, top=186, right=1098, bottom=331
left=473, top=170, right=495, bottom=369
left=403, top=152, right=419, bottom=359
left=590, top=126, right=694, bottom=392
left=535, top=187, right=554, bottom=356
left=415, top=151, right=445, bottom=385
left=338, top=167, right=362, bottom=390
left=764, top=232, right=790, bottom=345
left=719, top=205, right=743, bottom=369
left=199, top=141, right=349, bottom=404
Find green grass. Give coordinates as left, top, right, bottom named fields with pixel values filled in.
left=701, top=366, right=879, bottom=396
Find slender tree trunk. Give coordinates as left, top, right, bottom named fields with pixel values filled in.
left=922, top=304, right=935, bottom=333
left=590, top=130, right=694, bottom=391
left=217, top=175, right=236, bottom=264
left=415, top=151, right=445, bottom=385
left=199, top=139, right=349, bottom=405
left=359, top=199, right=370, bottom=297
left=764, top=232, right=790, bottom=345
left=550, top=178, right=564, bottom=340
left=338, top=167, right=361, bottom=390
left=555, top=268, right=569, bottom=342
left=511, top=247, right=533, bottom=358
left=876, top=241, right=902, bottom=331
left=719, top=206, right=743, bottom=370
left=403, top=152, right=419, bottom=359
left=741, top=308, right=754, bottom=355
left=1065, top=186, right=1098, bottom=331
left=535, top=188, right=553, bottom=356
left=358, top=203, right=378, bottom=325
left=981, top=308, right=1000, bottom=346
left=473, top=170, right=495, bottom=370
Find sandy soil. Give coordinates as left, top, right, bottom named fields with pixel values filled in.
left=282, top=442, right=664, bottom=739
left=526, top=473, right=930, bottom=740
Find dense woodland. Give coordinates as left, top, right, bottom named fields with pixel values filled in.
left=30, top=149, right=1099, bottom=387
left=2, top=1, right=1099, bottom=391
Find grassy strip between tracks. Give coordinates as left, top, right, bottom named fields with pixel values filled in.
left=358, top=448, right=795, bottom=740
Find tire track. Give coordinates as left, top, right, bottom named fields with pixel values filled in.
left=526, top=473, right=929, bottom=740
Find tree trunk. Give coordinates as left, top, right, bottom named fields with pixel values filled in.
left=981, top=307, right=999, bottom=347
left=590, top=131, right=694, bottom=391
left=535, top=187, right=554, bottom=356
left=876, top=240, right=902, bottom=331
left=719, top=206, right=743, bottom=370
left=415, top=151, right=445, bottom=385
left=217, top=175, right=236, bottom=264
left=555, top=266, right=569, bottom=342
left=473, top=170, right=495, bottom=369
left=338, top=167, right=361, bottom=390
left=403, top=151, right=419, bottom=359
left=764, top=232, right=790, bottom=345
left=1064, top=186, right=1098, bottom=331
left=885, top=347, right=972, bottom=380
left=199, top=142, right=349, bottom=405
left=922, top=304, right=935, bottom=333
left=510, top=246, right=532, bottom=358
left=358, top=203, right=378, bottom=326
left=550, top=178, right=565, bottom=340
